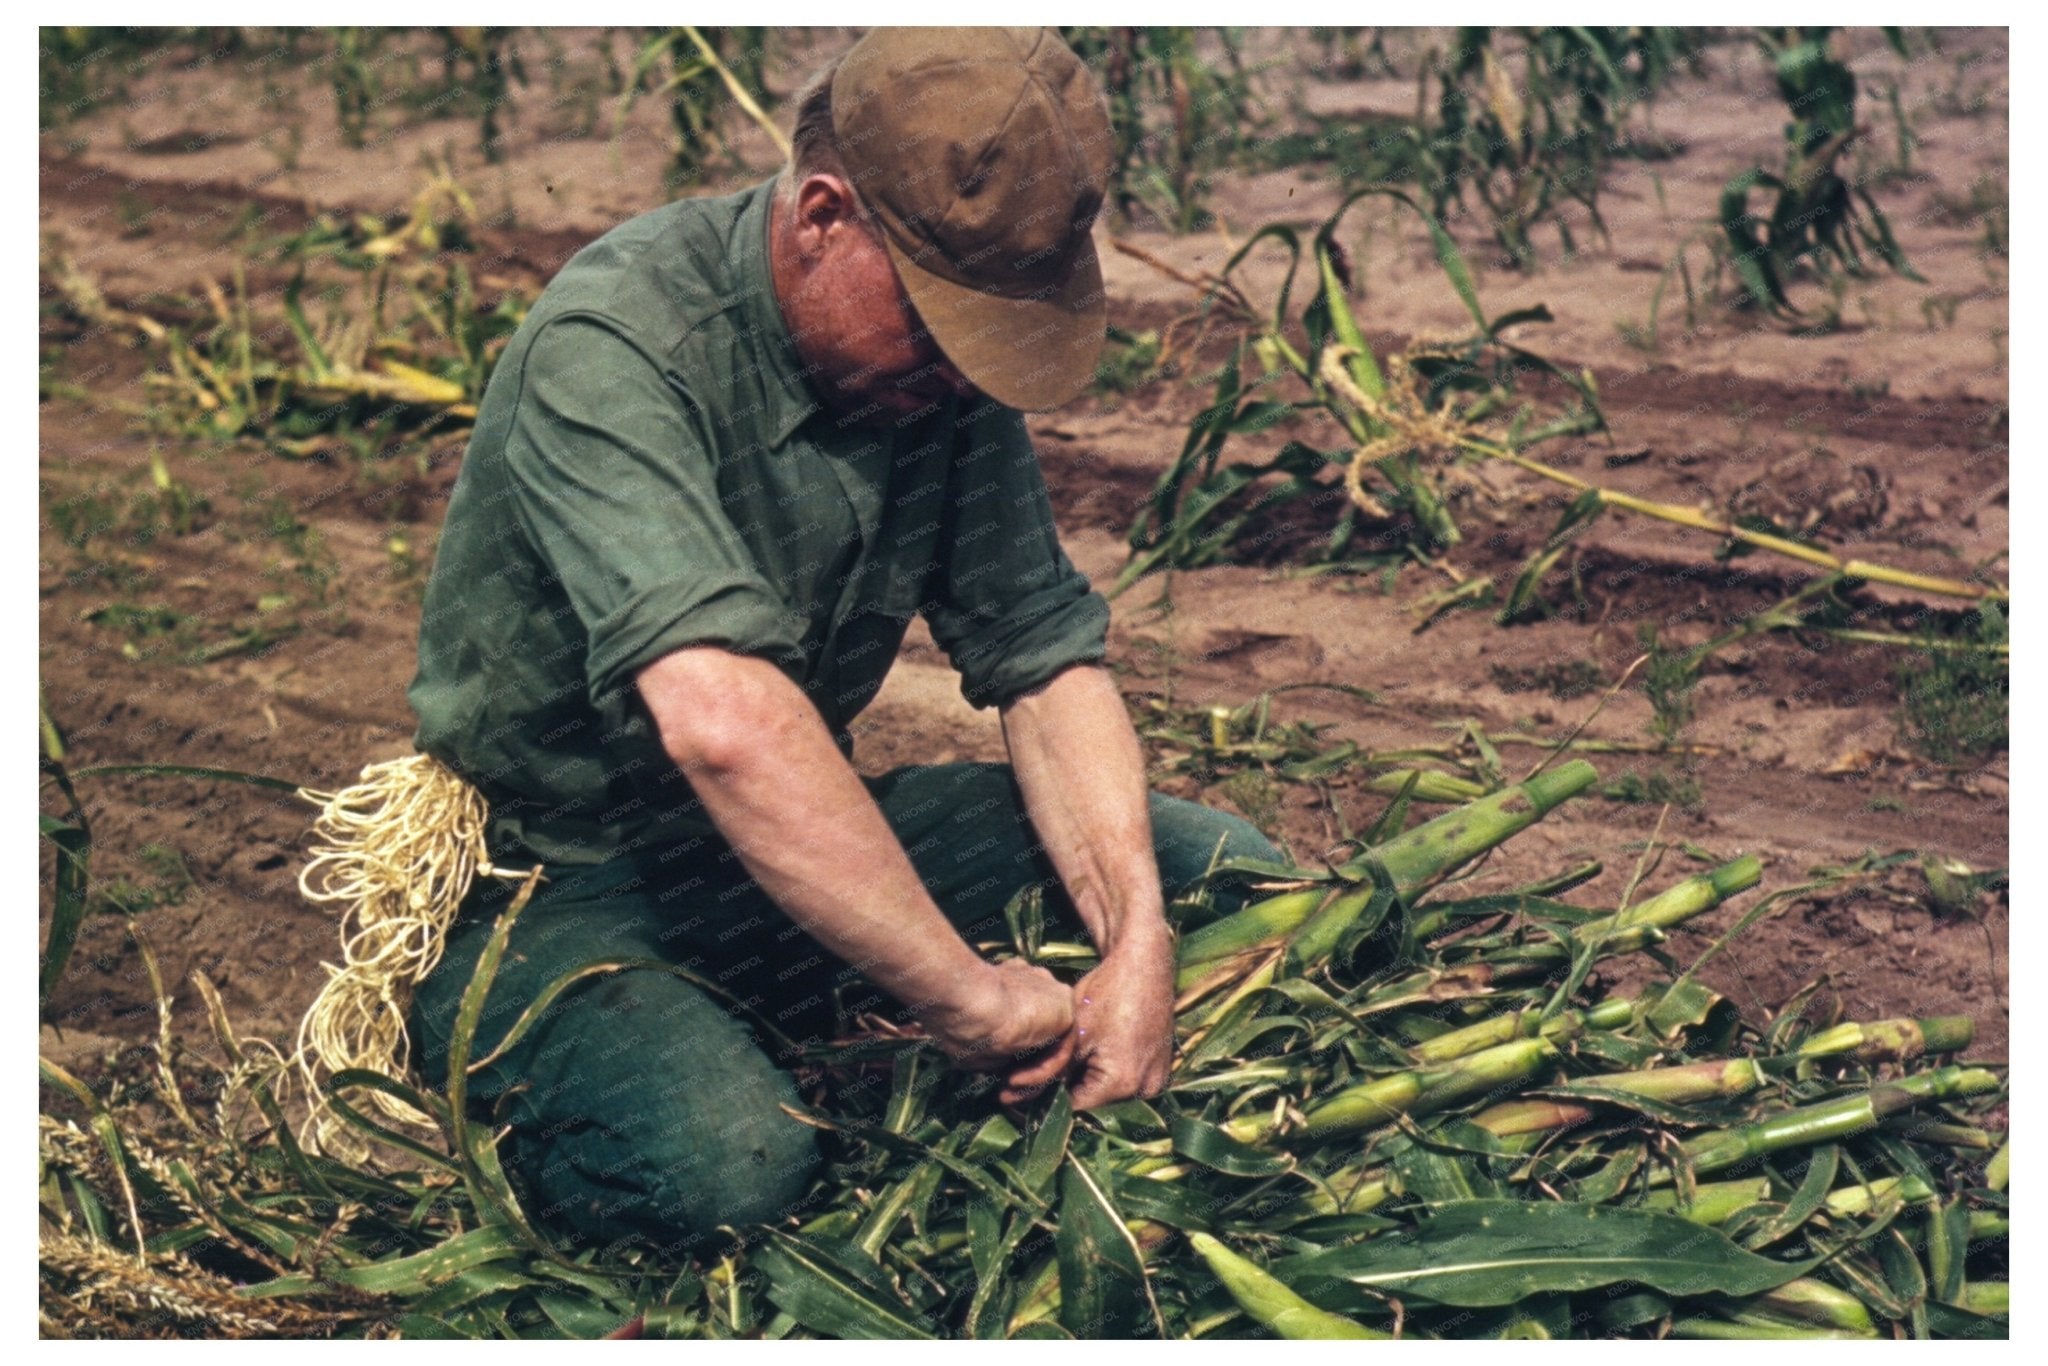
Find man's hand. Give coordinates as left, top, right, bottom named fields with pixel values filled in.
left=640, top=648, right=1068, bottom=1062
left=999, top=665, right=1179, bottom=1110
left=914, top=957, right=1074, bottom=1072
left=1000, top=930, right=1175, bottom=1108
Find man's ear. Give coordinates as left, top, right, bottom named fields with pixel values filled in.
left=792, top=173, right=862, bottom=256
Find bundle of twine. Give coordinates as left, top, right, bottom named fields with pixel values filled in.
left=291, top=754, right=536, bottom=1159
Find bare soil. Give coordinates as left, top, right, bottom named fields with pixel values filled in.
left=39, top=28, right=2007, bottom=1077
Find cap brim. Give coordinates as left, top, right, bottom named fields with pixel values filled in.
left=883, top=233, right=1106, bottom=413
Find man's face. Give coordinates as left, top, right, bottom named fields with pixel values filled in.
left=779, top=188, right=983, bottom=428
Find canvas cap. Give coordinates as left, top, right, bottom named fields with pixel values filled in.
left=832, top=27, right=1114, bottom=412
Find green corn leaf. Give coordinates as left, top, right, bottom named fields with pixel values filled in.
left=1572, top=1148, right=1646, bottom=1205
left=1927, top=1196, right=1969, bottom=1305
left=38, top=814, right=91, bottom=1000
left=1363, top=770, right=1421, bottom=845
left=405, top=1263, right=536, bottom=1321
left=752, top=1233, right=936, bottom=1341
left=1852, top=186, right=1924, bottom=281
left=1308, top=237, right=1383, bottom=401
left=62, top=762, right=303, bottom=792
left=243, top=1223, right=525, bottom=1298
left=1170, top=1112, right=1295, bottom=1178
left=1219, top=223, right=1304, bottom=339
left=321, top=1071, right=457, bottom=1170
left=1010, top=1319, right=1073, bottom=1339
left=1020, top=1088, right=1074, bottom=1199
left=1107, top=1170, right=1217, bottom=1233
left=532, top=1290, right=630, bottom=1340
left=883, top=1048, right=940, bottom=1135
left=1499, top=489, right=1603, bottom=624
left=1745, top=1144, right=1839, bottom=1249
left=1719, top=169, right=1794, bottom=314
left=1055, top=1155, right=1157, bottom=1338
left=1598, top=1290, right=1672, bottom=1332
left=967, top=1197, right=1003, bottom=1288
left=281, top=273, right=332, bottom=378
left=1392, top=1141, right=1499, bottom=1204
left=397, top=1310, right=491, bottom=1340
left=1921, top=1300, right=2007, bottom=1340
left=1279, top=1200, right=1814, bottom=1307
left=1642, top=977, right=1728, bottom=1038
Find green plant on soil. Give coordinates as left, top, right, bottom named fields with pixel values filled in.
left=86, top=844, right=195, bottom=919
left=1489, top=658, right=1604, bottom=701
left=326, top=27, right=384, bottom=150
left=617, top=27, right=784, bottom=192
left=44, top=448, right=211, bottom=555
left=1090, top=326, right=1165, bottom=399
left=419, top=28, right=528, bottom=163
left=1304, top=27, right=1399, bottom=82
left=1637, top=623, right=1702, bottom=748
left=1718, top=29, right=1922, bottom=319
left=38, top=697, right=300, bottom=1002
left=38, top=28, right=194, bottom=131
left=1246, top=110, right=1425, bottom=187
left=1961, top=175, right=2008, bottom=259
left=39, top=759, right=2007, bottom=1338
left=1600, top=767, right=1704, bottom=813
left=1894, top=604, right=2007, bottom=765
left=1062, top=28, right=1264, bottom=233
left=1414, top=28, right=1704, bottom=269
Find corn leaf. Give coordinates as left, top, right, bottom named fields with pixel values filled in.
left=1280, top=1200, right=1814, bottom=1307
left=242, top=1223, right=525, bottom=1298
left=1055, top=1155, right=1156, bottom=1338
left=752, top=1232, right=936, bottom=1340
left=38, top=814, right=91, bottom=1000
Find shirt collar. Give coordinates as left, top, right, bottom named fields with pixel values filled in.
left=734, top=177, right=822, bottom=448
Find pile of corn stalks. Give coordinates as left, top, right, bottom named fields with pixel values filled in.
left=39, top=761, right=2006, bottom=1338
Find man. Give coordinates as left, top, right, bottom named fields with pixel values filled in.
left=406, top=28, right=1278, bottom=1252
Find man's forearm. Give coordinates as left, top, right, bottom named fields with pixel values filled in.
left=637, top=650, right=993, bottom=1017
left=1000, top=664, right=1168, bottom=958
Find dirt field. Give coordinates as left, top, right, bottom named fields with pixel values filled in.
left=39, top=26, right=2008, bottom=1087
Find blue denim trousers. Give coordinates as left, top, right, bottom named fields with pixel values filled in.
left=409, top=762, right=1279, bottom=1254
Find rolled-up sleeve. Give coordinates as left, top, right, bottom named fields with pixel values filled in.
left=502, top=313, right=808, bottom=706
left=925, top=403, right=1110, bottom=708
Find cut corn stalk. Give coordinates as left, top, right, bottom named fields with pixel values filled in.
left=1672, top=1067, right=2004, bottom=1180
left=1178, top=759, right=1597, bottom=998
left=1230, top=1037, right=1560, bottom=1144
left=1795, top=1015, right=1974, bottom=1062
left=1409, top=997, right=1634, bottom=1065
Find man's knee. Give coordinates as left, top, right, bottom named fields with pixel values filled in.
left=1147, top=794, right=1283, bottom=911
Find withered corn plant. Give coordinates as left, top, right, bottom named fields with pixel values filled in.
left=42, top=760, right=2007, bottom=1338
left=1110, top=187, right=2002, bottom=670
left=44, top=168, right=526, bottom=460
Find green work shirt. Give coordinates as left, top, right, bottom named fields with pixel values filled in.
left=409, top=177, right=1110, bottom=868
